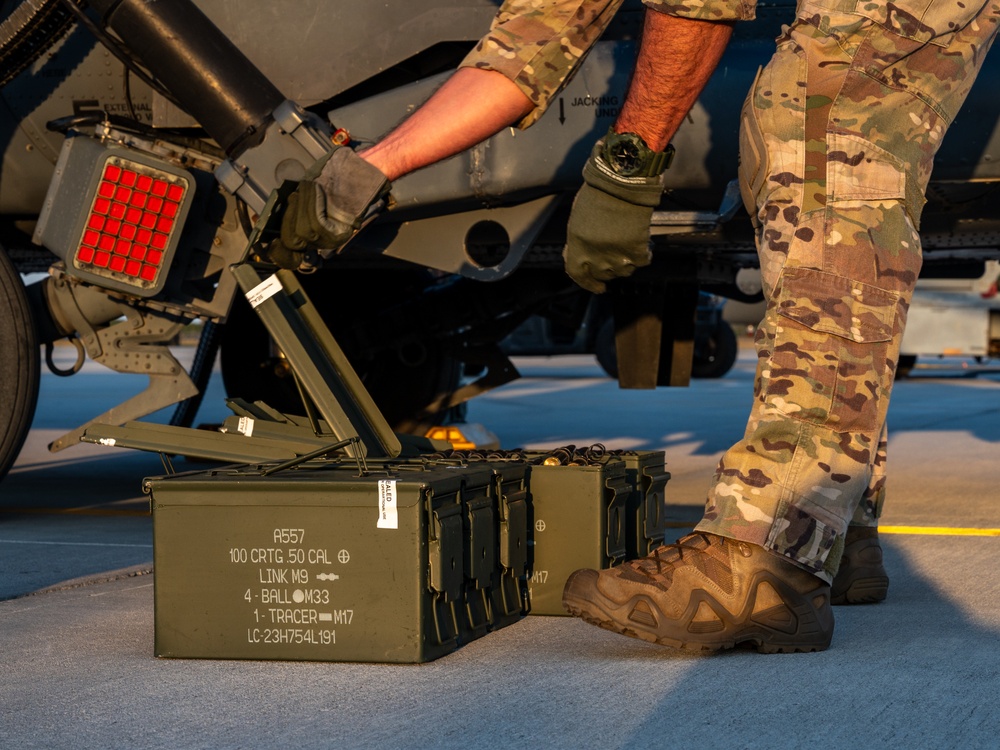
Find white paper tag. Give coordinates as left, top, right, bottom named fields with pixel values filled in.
left=377, top=480, right=398, bottom=529
left=245, top=274, right=283, bottom=308
left=237, top=416, right=255, bottom=437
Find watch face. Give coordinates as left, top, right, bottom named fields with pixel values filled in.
left=605, top=134, right=648, bottom=176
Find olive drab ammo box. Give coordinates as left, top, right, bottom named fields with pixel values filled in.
left=418, top=447, right=672, bottom=616
left=524, top=457, right=631, bottom=615
left=146, top=459, right=528, bottom=664
left=520, top=448, right=670, bottom=615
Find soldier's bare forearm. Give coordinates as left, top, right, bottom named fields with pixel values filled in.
left=361, top=11, right=732, bottom=180
left=361, top=67, right=534, bottom=181
left=616, top=10, right=734, bottom=150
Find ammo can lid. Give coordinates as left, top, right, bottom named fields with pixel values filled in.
left=143, top=459, right=494, bottom=508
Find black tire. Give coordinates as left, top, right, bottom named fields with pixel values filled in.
left=692, top=319, right=738, bottom=379
left=219, top=272, right=461, bottom=435
left=0, top=246, right=40, bottom=483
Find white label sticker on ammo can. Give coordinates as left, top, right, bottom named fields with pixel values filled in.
left=237, top=416, right=254, bottom=437
left=377, top=480, right=398, bottom=529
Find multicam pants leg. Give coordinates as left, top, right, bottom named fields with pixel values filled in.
left=697, top=0, right=999, bottom=580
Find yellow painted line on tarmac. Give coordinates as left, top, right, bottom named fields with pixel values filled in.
left=879, top=526, right=1000, bottom=537
left=662, top=522, right=1000, bottom=537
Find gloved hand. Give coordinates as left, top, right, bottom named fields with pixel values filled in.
left=563, top=143, right=665, bottom=294
left=266, top=146, right=391, bottom=269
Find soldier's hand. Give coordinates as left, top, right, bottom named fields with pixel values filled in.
left=563, top=144, right=665, bottom=294
left=266, top=147, right=391, bottom=269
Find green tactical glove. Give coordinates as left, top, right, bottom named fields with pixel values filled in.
left=266, top=146, right=391, bottom=270
left=563, top=133, right=672, bottom=294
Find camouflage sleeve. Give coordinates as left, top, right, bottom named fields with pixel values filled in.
left=643, top=0, right=756, bottom=22
left=459, top=0, right=626, bottom=128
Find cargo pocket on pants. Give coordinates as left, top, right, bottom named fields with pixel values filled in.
left=765, top=266, right=896, bottom=434
left=826, top=128, right=923, bottom=228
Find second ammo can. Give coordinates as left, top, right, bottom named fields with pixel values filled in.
left=525, top=458, right=631, bottom=615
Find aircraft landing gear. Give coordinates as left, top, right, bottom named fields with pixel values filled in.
left=0, top=246, right=40, bottom=483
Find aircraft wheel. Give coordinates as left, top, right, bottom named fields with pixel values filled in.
left=0, top=246, right=40, bottom=483
left=691, top=320, right=738, bottom=379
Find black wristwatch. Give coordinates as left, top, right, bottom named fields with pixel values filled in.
left=601, top=129, right=674, bottom=178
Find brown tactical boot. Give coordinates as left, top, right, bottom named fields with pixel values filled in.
left=831, top=526, right=889, bottom=605
left=562, top=532, right=834, bottom=653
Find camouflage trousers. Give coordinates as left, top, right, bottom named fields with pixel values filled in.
left=696, top=0, right=1000, bottom=581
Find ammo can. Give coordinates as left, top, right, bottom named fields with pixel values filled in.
left=412, top=447, right=670, bottom=617
left=524, top=458, right=631, bottom=615
left=146, top=461, right=498, bottom=664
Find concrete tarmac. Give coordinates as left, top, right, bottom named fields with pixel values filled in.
left=3, top=345, right=1000, bottom=749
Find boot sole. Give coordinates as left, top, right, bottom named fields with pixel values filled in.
left=830, top=575, right=889, bottom=605
left=831, top=535, right=889, bottom=605
left=562, top=569, right=833, bottom=654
